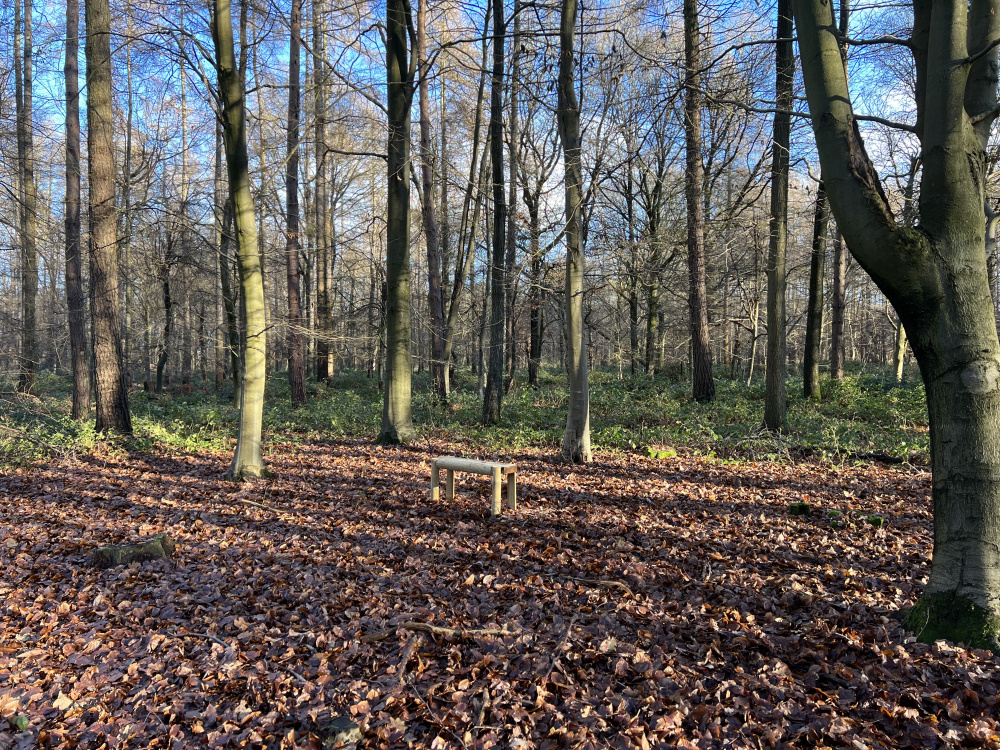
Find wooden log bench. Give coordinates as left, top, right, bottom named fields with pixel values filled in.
left=430, top=457, right=516, bottom=516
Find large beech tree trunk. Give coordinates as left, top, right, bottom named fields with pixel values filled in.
left=86, top=0, right=131, bottom=433
left=684, top=0, right=714, bottom=402
left=286, top=0, right=307, bottom=406
left=764, top=0, right=793, bottom=431
left=378, top=0, right=416, bottom=444
left=557, top=0, right=591, bottom=463
left=794, top=0, right=1000, bottom=649
left=213, top=0, right=267, bottom=478
left=65, top=0, right=90, bottom=419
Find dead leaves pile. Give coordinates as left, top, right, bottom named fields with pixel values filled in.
left=0, top=439, right=998, bottom=749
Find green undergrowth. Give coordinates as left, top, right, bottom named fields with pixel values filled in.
left=0, top=365, right=929, bottom=466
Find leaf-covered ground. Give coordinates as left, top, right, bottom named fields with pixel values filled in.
left=1, top=441, right=997, bottom=749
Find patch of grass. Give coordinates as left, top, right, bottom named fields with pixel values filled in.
left=0, top=365, right=930, bottom=465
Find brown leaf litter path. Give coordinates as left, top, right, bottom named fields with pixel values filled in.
left=1, top=439, right=998, bottom=749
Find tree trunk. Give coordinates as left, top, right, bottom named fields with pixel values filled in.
left=417, top=0, right=445, bottom=401
left=764, top=0, right=793, bottom=430
left=684, top=0, right=714, bottom=402
left=86, top=0, right=131, bottom=433
left=527, top=194, right=543, bottom=387
left=504, top=3, right=521, bottom=394
left=443, top=13, right=490, bottom=398
left=213, top=0, right=267, bottom=478
left=65, top=0, right=90, bottom=418
left=794, top=0, right=1000, bottom=650
left=830, top=231, right=847, bottom=380
left=557, top=0, right=591, bottom=463
left=154, top=259, right=172, bottom=394
left=482, top=0, right=506, bottom=426
left=804, top=181, right=829, bottom=400
left=893, top=320, right=907, bottom=382
left=217, top=124, right=242, bottom=395
left=15, top=0, right=37, bottom=395
left=286, top=0, right=307, bottom=406
left=314, top=0, right=330, bottom=382
left=378, top=0, right=416, bottom=444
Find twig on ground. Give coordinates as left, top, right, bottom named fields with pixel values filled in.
left=277, top=663, right=308, bottom=684
left=407, top=674, right=469, bottom=750
left=567, top=577, right=635, bottom=596
left=236, top=498, right=296, bottom=516
left=164, top=630, right=233, bottom=653
left=471, top=687, right=490, bottom=743
left=361, top=621, right=515, bottom=644
left=543, top=614, right=579, bottom=683
left=396, top=633, right=424, bottom=686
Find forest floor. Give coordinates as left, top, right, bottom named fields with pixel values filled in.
left=2, top=429, right=999, bottom=749
left=0, top=439, right=1000, bottom=749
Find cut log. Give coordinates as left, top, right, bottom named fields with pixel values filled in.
left=92, top=532, right=176, bottom=569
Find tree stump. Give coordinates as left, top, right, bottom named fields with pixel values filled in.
left=91, top=533, right=176, bottom=569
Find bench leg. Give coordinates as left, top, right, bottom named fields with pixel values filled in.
left=430, top=463, right=439, bottom=501
left=446, top=469, right=455, bottom=500
left=491, top=467, right=502, bottom=517
left=507, top=471, right=517, bottom=511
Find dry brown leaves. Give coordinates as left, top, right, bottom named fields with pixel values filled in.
left=0, top=439, right=997, bottom=749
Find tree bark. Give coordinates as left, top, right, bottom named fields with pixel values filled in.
left=803, top=182, right=829, bottom=399
left=557, top=0, right=591, bottom=463
left=482, top=0, right=506, bottom=426
left=286, top=0, right=307, bottom=406
left=794, top=0, right=1000, bottom=650
left=86, top=0, right=131, bottom=433
left=15, top=0, right=37, bottom=395
left=213, top=0, right=267, bottom=478
left=764, top=0, right=793, bottom=430
left=378, top=0, right=417, bottom=444
left=828, top=0, right=850, bottom=381
left=684, top=0, right=714, bottom=402
left=65, top=0, right=90, bottom=418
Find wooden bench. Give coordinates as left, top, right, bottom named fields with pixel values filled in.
left=430, top=457, right=517, bottom=516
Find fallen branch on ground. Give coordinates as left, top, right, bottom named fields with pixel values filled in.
left=362, top=621, right=516, bottom=644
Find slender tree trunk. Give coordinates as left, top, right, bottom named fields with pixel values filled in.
left=764, top=0, right=793, bottom=430
left=286, top=0, right=307, bottom=405
left=482, top=0, right=506, bottom=425
left=557, top=0, right=591, bottom=462
left=155, top=259, right=172, bottom=394
left=804, top=181, right=829, bottom=399
left=442, top=10, right=490, bottom=398
left=417, top=0, right=445, bottom=400
left=217, top=125, right=242, bottom=394
left=828, top=0, right=850, bottom=382
left=527, top=194, right=543, bottom=386
left=378, top=0, right=416, bottom=443
left=684, top=0, right=714, bottom=402
left=504, top=2, right=521, bottom=393
left=314, top=0, right=330, bottom=381
left=213, top=0, right=267, bottom=478
left=65, top=0, right=90, bottom=418
left=86, top=0, right=131, bottom=433
left=15, top=0, right=37, bottom=394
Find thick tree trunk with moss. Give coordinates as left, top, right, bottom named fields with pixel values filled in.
left=804, top=182, right=829, bottom=400
left=213, top=0, right=267, bottom=479
left=557, top=0, right=590, bottom=463
left=87, top=0, right=131, bottom=434
left=764, top=0, right=793, bottom=430
left=65, top=0, right=90, bottom=419
left=378, top=0, right=416, bottom=444
left=794, top=0, right=1000, bottom=650
left=683, top=0, right=714, bottom=403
